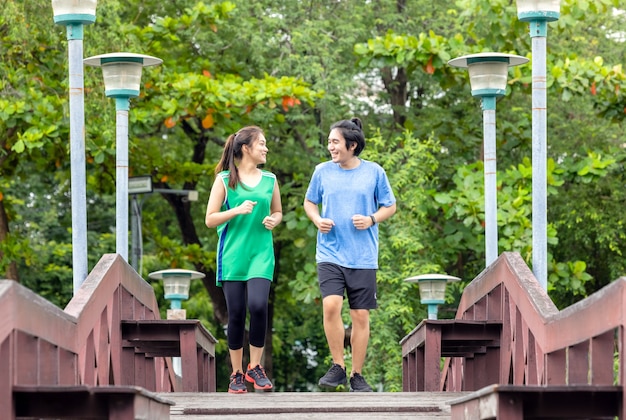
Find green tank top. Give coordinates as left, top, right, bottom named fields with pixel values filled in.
left=215, top=170, right=276, bottom=285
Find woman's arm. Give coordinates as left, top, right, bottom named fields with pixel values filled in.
left=263, top=180, right=283, bottom=230
left=205, top=177, right=256, bottom=228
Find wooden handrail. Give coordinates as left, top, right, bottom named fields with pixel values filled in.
left=402, top=251, right=626, bottom=410
left=1, top=253, right=217, bottom=417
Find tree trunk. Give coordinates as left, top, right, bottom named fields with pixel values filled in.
left=0, top=198, right=19, bottom=281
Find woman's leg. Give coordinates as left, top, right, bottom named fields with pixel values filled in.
left=246, top=277, right=271, bottom=366
left=222, top=281, right=247, bottom=373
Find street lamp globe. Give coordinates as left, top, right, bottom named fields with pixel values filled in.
left=52, top=0, right=97, bottom=24
left=149, top=269, right=205, bottom=310
left=83, top=53, right=162, bottom=98
left=404, top=274, right=461, bottom=320
left=517, top=0, right=561, bottom=22
left=448, top=53, right=529, bottom=98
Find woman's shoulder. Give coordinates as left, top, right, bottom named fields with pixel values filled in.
left=260, top=169, right=276, bottom=177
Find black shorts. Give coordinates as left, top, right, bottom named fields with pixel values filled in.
left=317, top=262, right=378, bottom=310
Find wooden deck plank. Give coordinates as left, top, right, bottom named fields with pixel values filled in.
left=161, top=391, right=468, bottom=419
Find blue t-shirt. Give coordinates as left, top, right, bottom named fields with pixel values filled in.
left=305, top=159, right=396, bottom=269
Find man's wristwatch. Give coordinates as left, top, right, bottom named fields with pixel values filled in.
left=370, top=215, right=377, bottom=226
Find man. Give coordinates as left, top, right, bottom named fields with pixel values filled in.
left=304, top=117, right=397, bottom=392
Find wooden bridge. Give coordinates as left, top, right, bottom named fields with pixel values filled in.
left=2, top=252, right=625, bottom=418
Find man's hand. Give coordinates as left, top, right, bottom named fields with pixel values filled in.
left=316, top=218, right=335, bottom=234
left=352, top=214, right=374, bottom=230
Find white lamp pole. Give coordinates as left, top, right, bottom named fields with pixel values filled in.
left=517, top=0, right=561, bottom=291
left=404, top=274, right=461, bottom=320
left=51, top=0, right=97, bottom=294
left=448, top=53, right=529, bottom=267
left=83, top=53, right=162, bottom=261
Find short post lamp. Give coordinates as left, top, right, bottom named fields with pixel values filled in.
left=404, top=274, right=461, bottom=320
left=51, top=0, right=98, bottom=294
left=517, top=0, right=561, bottom=291
left=84, top=53, right=162, bottom=261
left=148, top=269, right=205, bottom=319
left=148, top=268, right=204, bottom=376
left=448, top=53, right=529, bottom=267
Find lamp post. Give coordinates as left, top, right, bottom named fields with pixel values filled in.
left=51, top=0, right=97, bottom=294
left=128, top=176, right=199, bottom=274
left=448, top=53, right=529, bottom=266
left=148, top=268, right=205, bottom=316
left=404, top=274, right=461, bottom=320
left=517, top=0, right=561, bottom=291
left=83, top=53, right=162, bottom=261
left=149, top=268, right=205, bottom=376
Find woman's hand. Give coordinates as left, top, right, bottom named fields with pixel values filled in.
left=263, top=215, right=278, bottom=230
left=237, top=200, right=257, bottom=215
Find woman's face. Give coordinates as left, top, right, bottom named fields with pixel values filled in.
left=327, top=128, right=355, bottom=165
left=245, top=134, right=268, bottom=164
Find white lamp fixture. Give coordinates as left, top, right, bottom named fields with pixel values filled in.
left=404, top=274, right=460, bottom=320
left=52, top=0, right=97, bottom=24
left=84, top=53, right=162, bottom=98
left=516, top=0, right=560, bottom=22
left=84, top=52, right=161, bottom=262
left=148, top=268, right=204, bottom=377
left=448, top=53, right=529, bottom=98
left=149, top=269, right=205, bottom=310
left=448, top=53, right=528, bottom=267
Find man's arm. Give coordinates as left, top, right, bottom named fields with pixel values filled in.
left=304, top=198, right=335, bottom=234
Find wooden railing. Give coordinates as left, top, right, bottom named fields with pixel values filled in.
left=1, top=254, right=216, bottom=417
left=402, top=251, right=626, bottom=416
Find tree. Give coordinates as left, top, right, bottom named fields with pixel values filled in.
left=3, top=0, right=626, bottom=392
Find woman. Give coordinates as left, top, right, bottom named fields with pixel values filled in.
left=205, top=126, right=282, bottom=393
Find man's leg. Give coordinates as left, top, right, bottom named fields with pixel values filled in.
left=323, top=295, right=346, bottom=366
left=349, top=308, right=370, bottom=375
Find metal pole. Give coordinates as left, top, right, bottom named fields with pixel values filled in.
left=115, top=97, right=130, bottom=261
left=531, top=21, right=548, bottom=290
left=131, top=195, right=139, bottom=271
left=482, top=96, right=498, bottom=266
left=67, top=24, right=89, bottom=293
left=427, top=304, right=438, bottom=320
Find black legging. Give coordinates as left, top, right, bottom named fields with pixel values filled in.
left=222, top=278, right=271, bottom=349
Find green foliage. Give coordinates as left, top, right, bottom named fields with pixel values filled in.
left=3, top=0, right=626, bottom=392
left=359, top=129, right=442, bottom=390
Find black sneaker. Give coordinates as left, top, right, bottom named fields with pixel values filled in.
left=245, top=364, right=273, bottom=390
left=318, top=363, right=347, bottom=388
left=349, top=373, right=373, bottom=392
left=228, top=371, right=247, bottom=394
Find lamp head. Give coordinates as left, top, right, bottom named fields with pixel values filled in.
left=404, top=274, right=461, bottom=305
left=52, top=0, right=97, bottom=25
left=516, top=0, right=561, bottom=22
left=448, top=53, right=529, bottom=98
left=84, top=52, right=162, bottom=98
left=148, top=269, right=205, bottom=302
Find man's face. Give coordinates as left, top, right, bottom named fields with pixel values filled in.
left=327, top=128, right=356, bottom=165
